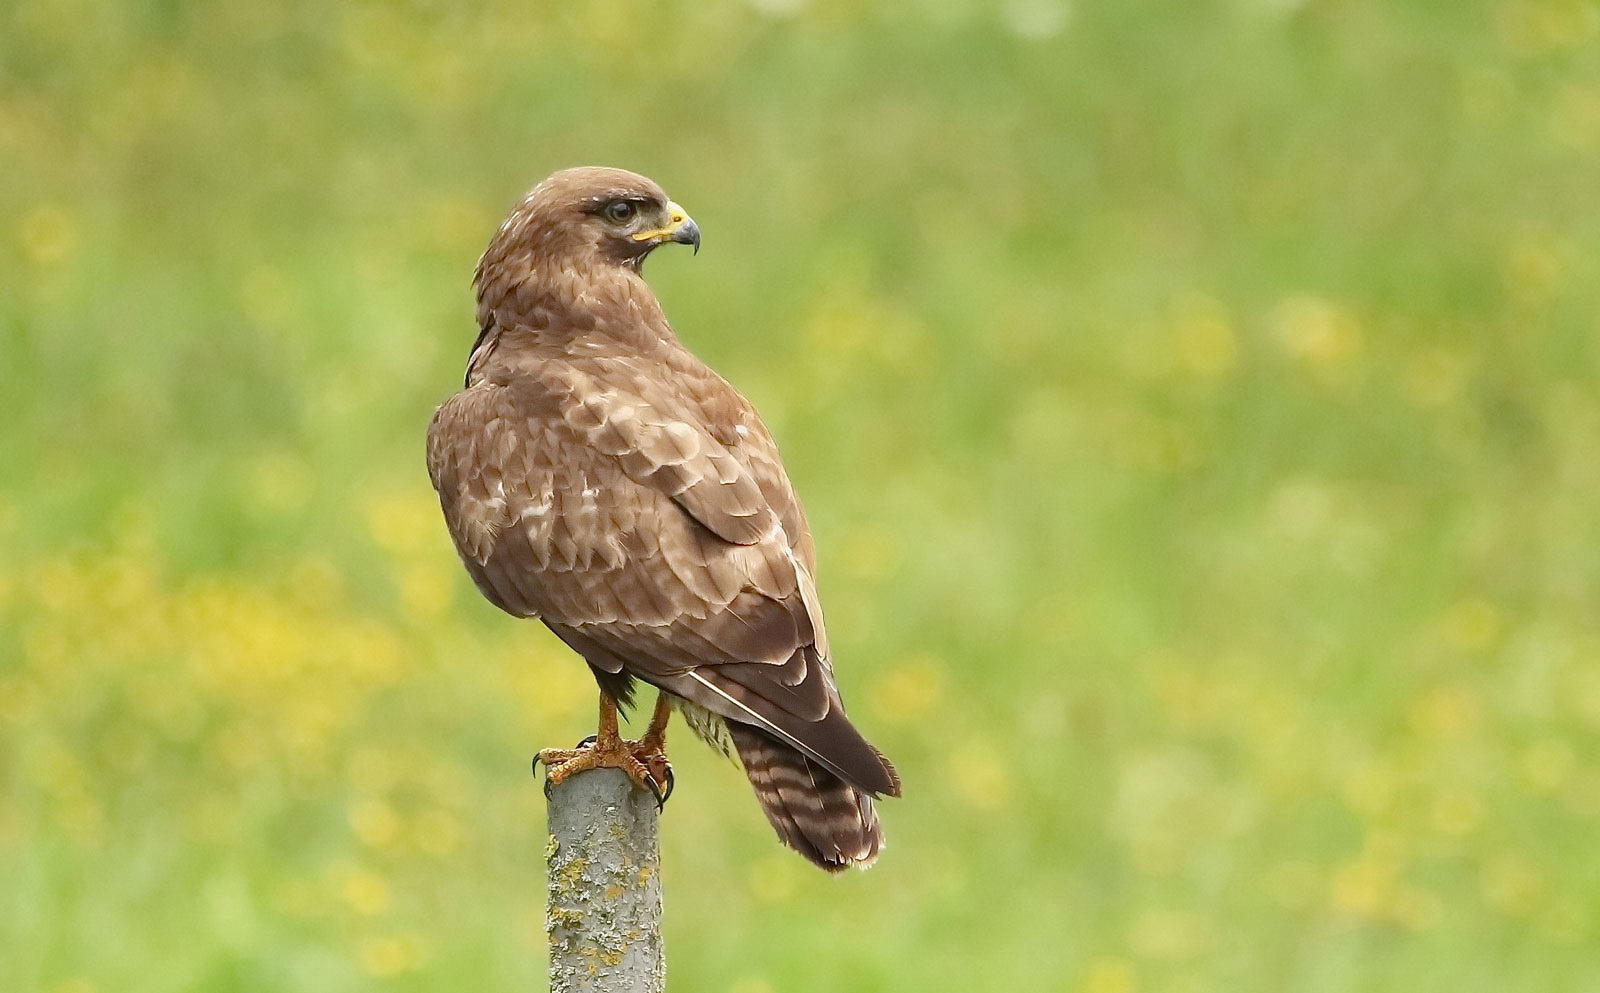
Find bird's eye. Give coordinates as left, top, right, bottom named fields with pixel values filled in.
left=603, top=200, right=637, bottom=224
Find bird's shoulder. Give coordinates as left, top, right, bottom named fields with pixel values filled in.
left=431, top=328, right=805, bottom=554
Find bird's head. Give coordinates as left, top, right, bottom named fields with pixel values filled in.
left=483, top=166, right=700, bottom=279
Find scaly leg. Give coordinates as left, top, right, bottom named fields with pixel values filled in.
left=537, top=692, right=675, bottom=807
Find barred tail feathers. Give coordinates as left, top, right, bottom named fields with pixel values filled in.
left=727, top=722, right=885, bottom=872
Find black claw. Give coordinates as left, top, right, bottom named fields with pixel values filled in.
left=656, top=768, right=676, bottom=810
left=645, top=770, right=670, bottom=811
left=576, top=734, right=598, bottom=749
left=641, top=763, right=675, bottom=811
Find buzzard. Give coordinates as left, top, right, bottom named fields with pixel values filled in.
left=426, top=167, right=901, bottom=871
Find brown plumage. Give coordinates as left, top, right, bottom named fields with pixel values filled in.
left=426, top=167, right=900, bottom=871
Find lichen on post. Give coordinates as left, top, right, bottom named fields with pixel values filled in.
left=544, top=767, right=665, bottom=993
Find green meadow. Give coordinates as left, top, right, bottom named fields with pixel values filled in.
left=5, top=1, right=1600, bottom=989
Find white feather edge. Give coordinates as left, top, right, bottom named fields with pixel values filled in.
left=682, top=669, right=862, bottom=792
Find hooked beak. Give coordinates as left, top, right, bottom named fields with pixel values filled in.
left=631, top=200, right=701, bottom=255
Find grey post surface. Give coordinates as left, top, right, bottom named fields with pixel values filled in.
left=545, top=767, right=664, bottom=993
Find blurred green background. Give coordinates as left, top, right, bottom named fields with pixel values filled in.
left=5, top=0, right=1600, bottom=990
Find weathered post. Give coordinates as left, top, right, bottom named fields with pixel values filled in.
left=544, top=768, right=665, bottom=993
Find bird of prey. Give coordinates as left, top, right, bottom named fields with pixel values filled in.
left=426, top=166, right=900, bottom=871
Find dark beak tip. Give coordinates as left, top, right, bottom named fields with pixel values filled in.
left=673, top=219, right=702, bottom=255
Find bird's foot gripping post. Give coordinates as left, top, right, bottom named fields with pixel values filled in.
left=538, top=694, right=675, bottom=807
left=543, top=766, right=666, bottom=993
